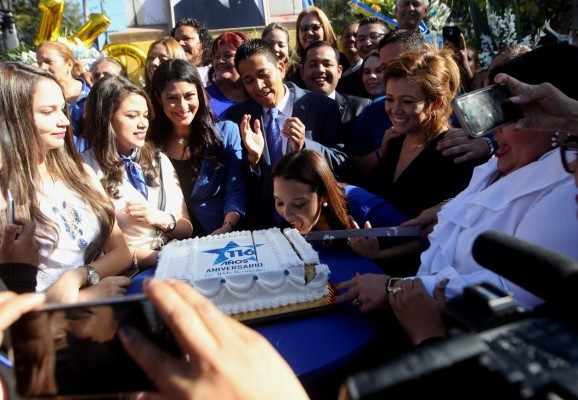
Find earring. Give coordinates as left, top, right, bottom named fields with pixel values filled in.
left=322, top=202, right=328, bottom=207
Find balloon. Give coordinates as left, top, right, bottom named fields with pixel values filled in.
left=73, top=13, right=111, bottom=48
left=34, top=0, right=64, bottom=46
left=102, top=43, right=147, bottom=69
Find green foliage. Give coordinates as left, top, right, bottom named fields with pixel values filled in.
left=10, top=0, right=84, bottom=48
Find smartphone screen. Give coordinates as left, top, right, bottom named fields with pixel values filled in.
left=442, top=26, right=461, bottom=48
left=452, top=84, right=524, bottom=137
left=10, top=294, right=181, bottom=398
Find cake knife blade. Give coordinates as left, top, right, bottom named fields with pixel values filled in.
left=304, top=226, right=423, bottom=242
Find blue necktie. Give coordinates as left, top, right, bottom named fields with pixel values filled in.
left=120, top=149, right=148, bottom=200
left=266, top=108, right=283, bottom=165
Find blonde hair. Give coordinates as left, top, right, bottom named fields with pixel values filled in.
left=36, top=41, right=83, bottom=77
left=145, top=36, right=187, bottom=93
left=295, top=6, right=338, bottom=62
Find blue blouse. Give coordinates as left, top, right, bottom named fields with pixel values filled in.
left=177, top=120, right=246, bottom=235
left=69, top=77, right=90, bottom=153
left=206, top=84, right=236, bottom=121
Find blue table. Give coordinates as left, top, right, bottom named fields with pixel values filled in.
left=127, top=247, right=384, bottom=383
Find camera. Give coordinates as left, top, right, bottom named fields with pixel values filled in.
left=342, top=232, right=578, bottom=399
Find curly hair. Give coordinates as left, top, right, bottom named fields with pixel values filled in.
left=171, top=18, right=214, bottom=66
left=83, top=75, right=159, bottom=200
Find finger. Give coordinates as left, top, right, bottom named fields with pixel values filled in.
left=16, top=219, right=36, bottom=240
left=119, top=327, right=188, bottom=396
left=0, top=293, right=45, bottom=331
left=167, top=280, right=242, bottom=344
left=364, top=220, right=372, bottom=229
left=433, top=278, right=449, bottom=307
left=144, top=279, right=220, bottom=358
left=0, top=224, right=18, bottom=252
left=253, top=118, right=262, bottom=135
left=352, top=220, right=360, bottom=229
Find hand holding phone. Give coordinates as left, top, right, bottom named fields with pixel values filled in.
left=442, top=26, right=461, bottom=48
left=10, top=294, right=182, bottom=398
left=452, top=84, right=524, bottom=138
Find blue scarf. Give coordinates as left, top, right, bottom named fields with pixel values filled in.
left=119, top=149, right=148, bottom=200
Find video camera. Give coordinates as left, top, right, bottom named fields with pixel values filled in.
left=342, top=231, right=578, bottom=399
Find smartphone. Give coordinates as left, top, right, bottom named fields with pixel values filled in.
left=9, top=294, right=181, bottom=398
left=442, top=26, right=461, bottom=48
left=452, top=84, right=524, bottom=137
left=6, top=189, right=14, bottom=225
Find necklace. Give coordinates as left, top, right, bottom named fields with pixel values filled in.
left=403, top=138, right=423, bottom=153
left=174, top=134, right=188, bottom=145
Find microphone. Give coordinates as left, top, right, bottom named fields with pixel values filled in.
left=472, top=230, right=578, bottom=304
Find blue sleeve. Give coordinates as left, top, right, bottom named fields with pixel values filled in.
left=218, top=120, right=247, bottom=218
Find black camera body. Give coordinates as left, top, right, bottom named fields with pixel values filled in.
left=343, top=232, right=578, bottom=399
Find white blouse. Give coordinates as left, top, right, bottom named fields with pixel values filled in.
left=83, top=150, right=187, bottom=250
left=37, top=179, right=101, bottom=292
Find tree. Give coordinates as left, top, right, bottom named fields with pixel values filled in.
left=11, top=0, right=84, bottom=47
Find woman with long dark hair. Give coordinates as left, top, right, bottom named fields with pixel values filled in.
left=83, top=75, right=192, bottom=268
left=0, top=62, right=131, bottom=303
left=149, top=59, right=246, bottom=237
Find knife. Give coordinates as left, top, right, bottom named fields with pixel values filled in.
left=304, top=226, right=423, bottom=242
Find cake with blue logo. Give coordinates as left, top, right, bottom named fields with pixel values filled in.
left=155, top=228, right=330, bottom=315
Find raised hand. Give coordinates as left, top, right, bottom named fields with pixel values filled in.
left=239, top=114, right=265, bottom=166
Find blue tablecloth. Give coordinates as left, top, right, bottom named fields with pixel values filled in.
left=127, top=246, right=384, bottom=382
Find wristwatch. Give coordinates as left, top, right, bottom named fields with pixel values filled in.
left=162, top=214, right=176, bottom=234
left=82, top=265, right=100, bottom=286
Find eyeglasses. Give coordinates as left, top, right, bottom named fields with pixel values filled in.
left=356, top=32, right=385, bottom=43
left=299, top=23, right=323, bottom=33
left=556, top=132, right=578, bottom=173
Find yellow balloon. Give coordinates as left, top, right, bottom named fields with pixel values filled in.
left=34, top=0, right=64, bottom=46
left=74, top=13, right=111, bottom=48
left=103, top=43, right=147, bottom=69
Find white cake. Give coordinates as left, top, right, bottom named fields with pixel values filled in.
left=155, top=228, right=330, bottom=315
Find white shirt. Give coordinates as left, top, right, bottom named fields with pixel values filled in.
left=83, top=150, right=187, bottom=250
left=262, top=84, right=294, bottom=157
left=416, top=149, right=578, bottom=310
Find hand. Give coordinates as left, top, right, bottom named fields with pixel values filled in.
left=45, top=268, right=87, bottom=303
left=0, top=219, right=39, bottom=266
left=389, top=278, right=447, bottom=346
left=125, top=201, right=171, bottom=228
left=282, top=117, right=305, bottom=151
left=401, top=204, right=442, bottom=237
left=78, top=276, right=131, bottom=301
left=0, top=291, right=45, bottom=344
left=240, top=114, right=264, bottom=166
left=335, top=273, right=389, bottom=314
left=120, top=279, right=309, bottom=400
left=79, top=71, right=94, bottom=87
left=494, top=73, right=578, bottom=134
left=379, top=127, right=402, bottom=159
left=348, top=221, right=380, bottom=260
left=437, top=128, right=490, bottom=163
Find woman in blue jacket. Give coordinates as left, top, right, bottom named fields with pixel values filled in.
left=149, top=59, right=246, bottom=237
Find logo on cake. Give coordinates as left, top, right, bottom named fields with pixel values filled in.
left=202, top=241, right=266, bottom=277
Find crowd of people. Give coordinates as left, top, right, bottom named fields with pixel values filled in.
left=0, top=0, right=576, bottom=398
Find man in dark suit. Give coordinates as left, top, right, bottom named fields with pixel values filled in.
left=300, top=41, right=370, bottom=147
left=226, top=39, right=347, bottom=229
